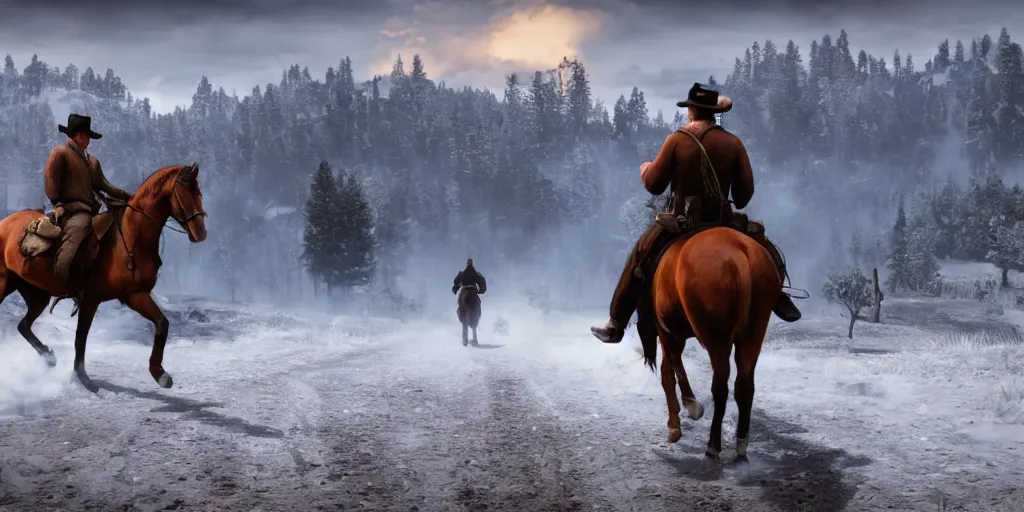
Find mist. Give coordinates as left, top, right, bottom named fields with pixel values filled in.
left=5, top=4, right=1024, bottom=508
left=1, top=24, right=1016, bottom=317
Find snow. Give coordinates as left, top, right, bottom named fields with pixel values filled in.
left=932, top=71, right=950, bottom=87
left=2, top=289, right=1023, bottom=509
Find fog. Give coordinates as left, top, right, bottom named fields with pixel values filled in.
left=1, top=23, right=1024, bottom=324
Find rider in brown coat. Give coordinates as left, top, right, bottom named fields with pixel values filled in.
left=591, top=83, right=801, bottom=344
left=44, top=114, right=133, bottom=302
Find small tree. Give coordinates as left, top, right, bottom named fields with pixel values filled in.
left=886, top=201, right=910, bottom=291
left=333, top=171, right=376, bottom=290
left=823, top=266, right=874, bottom=339
left=986, top=186, right=1024, bottom=287
left=302, top=161, right=342, bottom=293
left=887, top=202, right=938, bottom=293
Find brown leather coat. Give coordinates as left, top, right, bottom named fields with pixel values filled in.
left=44, top=139, right=132, bottom=215
left=642, top=120, right=755, bottom=221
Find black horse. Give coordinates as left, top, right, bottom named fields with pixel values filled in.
left=457, top=284, right=483, bottom=346
left=453, top=258, right=487, bottom=346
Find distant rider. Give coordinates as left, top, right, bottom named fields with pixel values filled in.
left=452, top=258, right=487, bottom=298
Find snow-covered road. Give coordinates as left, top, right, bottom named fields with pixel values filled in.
left=1, top=296, right=1023, bottom=511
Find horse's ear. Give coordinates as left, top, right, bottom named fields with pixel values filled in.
left=179, top=162, right=198, bottom=182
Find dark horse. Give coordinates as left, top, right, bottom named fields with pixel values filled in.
left=0, top=163, right=207, bottom=392
left=637, top=226, right=779, bottom=463
left=457, top=284, right=482, bottom=346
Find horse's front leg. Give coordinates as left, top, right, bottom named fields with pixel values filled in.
left=121, top=292, right=173, bottom=388
left=73, top=298, right=101, bottom=392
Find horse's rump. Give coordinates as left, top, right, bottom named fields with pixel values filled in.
left=652, top=227, right=778, bottom=340
left=457, top=286, right=481, bottom=325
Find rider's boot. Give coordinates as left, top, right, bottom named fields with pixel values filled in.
left=761, top=236, right=802, bottom=322
left=591, top=263, right=642, bottom=344
left=593, top=224, right=666, bottom=343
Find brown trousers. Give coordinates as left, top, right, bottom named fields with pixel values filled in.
left=609, top=222, right=670, bottom=326
left=54, top=211, right=92, bottom=285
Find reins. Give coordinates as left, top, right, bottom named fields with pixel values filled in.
left=104, top=179, right=206, bottom=274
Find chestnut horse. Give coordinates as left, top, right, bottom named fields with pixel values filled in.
left=638, top=226, right=779, bottom=463
left=0, top=163, right=207, bottom=392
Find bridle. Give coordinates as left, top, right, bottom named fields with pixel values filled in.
left=113, top=173, right=207, bottom=273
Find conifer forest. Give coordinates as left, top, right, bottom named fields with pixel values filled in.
left=1, top=28, right=1023, bottom=310
left=6, top=12, right=1024, bottom=509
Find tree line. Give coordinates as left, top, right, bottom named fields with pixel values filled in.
left=0, top=27, right=1021, bottom=305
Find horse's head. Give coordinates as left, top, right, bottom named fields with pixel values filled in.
left=170, top=162, right=207, bottom=242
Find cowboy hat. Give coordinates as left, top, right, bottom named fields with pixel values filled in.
left=57, top=113, right=103, bottom=139
left=676, top=83, right=733, bottom=113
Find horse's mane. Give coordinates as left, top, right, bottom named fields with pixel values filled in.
left=135, top=164, right=186, bottom=198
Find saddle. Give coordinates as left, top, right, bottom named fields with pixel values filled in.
left=18, top=209, right=120, bottom=260
left=639, top=195, right=768, bottom=280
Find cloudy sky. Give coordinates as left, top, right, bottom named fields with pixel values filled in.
left=1, top=0, right=1022, bottom=116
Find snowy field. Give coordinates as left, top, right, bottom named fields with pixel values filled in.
left=1, top=282, right=1023, bottom=511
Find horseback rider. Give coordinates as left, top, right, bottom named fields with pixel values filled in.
left=44, top=114, right=133, bottom=305
left=591, top=83, right=801, bottom=344
left=452, top=258, right=487, bottom=297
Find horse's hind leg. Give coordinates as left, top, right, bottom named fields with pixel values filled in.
left=16, top=282, right=58, bottom=367
left=658, top=337, right=683, bottom=443
left=733, top=315, right=770, bottom=462
left=666, top=344, right=704, bottom=421
left=703, top=346, right=732, bottom=461
left=72, top=298, right=101, bottom=393
left=461, top=322, right=468, bottom=346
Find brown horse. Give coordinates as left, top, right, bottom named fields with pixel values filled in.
left=639, top=226, right=779, bottom=463
left=457, top=284, right=481, bottom=347
left=0, top=163, right=207, bottom=392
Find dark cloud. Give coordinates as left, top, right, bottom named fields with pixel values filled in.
left=0, top=0, right=1020, bottom=114
left=0, top=0, right=394, bottom=25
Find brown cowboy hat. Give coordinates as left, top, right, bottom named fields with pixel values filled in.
left=676, top=83, right=733, bottom=113
left=57, top=113, right=103, bottom=139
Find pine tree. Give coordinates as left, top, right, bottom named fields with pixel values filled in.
left=886, top=201, right=911, bottom=291
left=302, top=161, right=342, bottom=293
left=566, top=58, right=592, bottom=136
left=334, top=172, right=376, bottom=289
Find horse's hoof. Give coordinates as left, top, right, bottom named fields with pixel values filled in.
left=75, top=367, right=99, bottom=393
left=701, top=454, right=721, bottom=471
left=667, top=428, right=682, bottom=444
left=40, top=349, right=57, bottom=368
left=734, top=454, right=749, bottom=464
left=704, top=447, right=721, bottom=463
left=735, top=436, right=748, bottom=460
left=157, top=372, right=174, bottom=389
left=683, top=400, right=705, bottom=421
